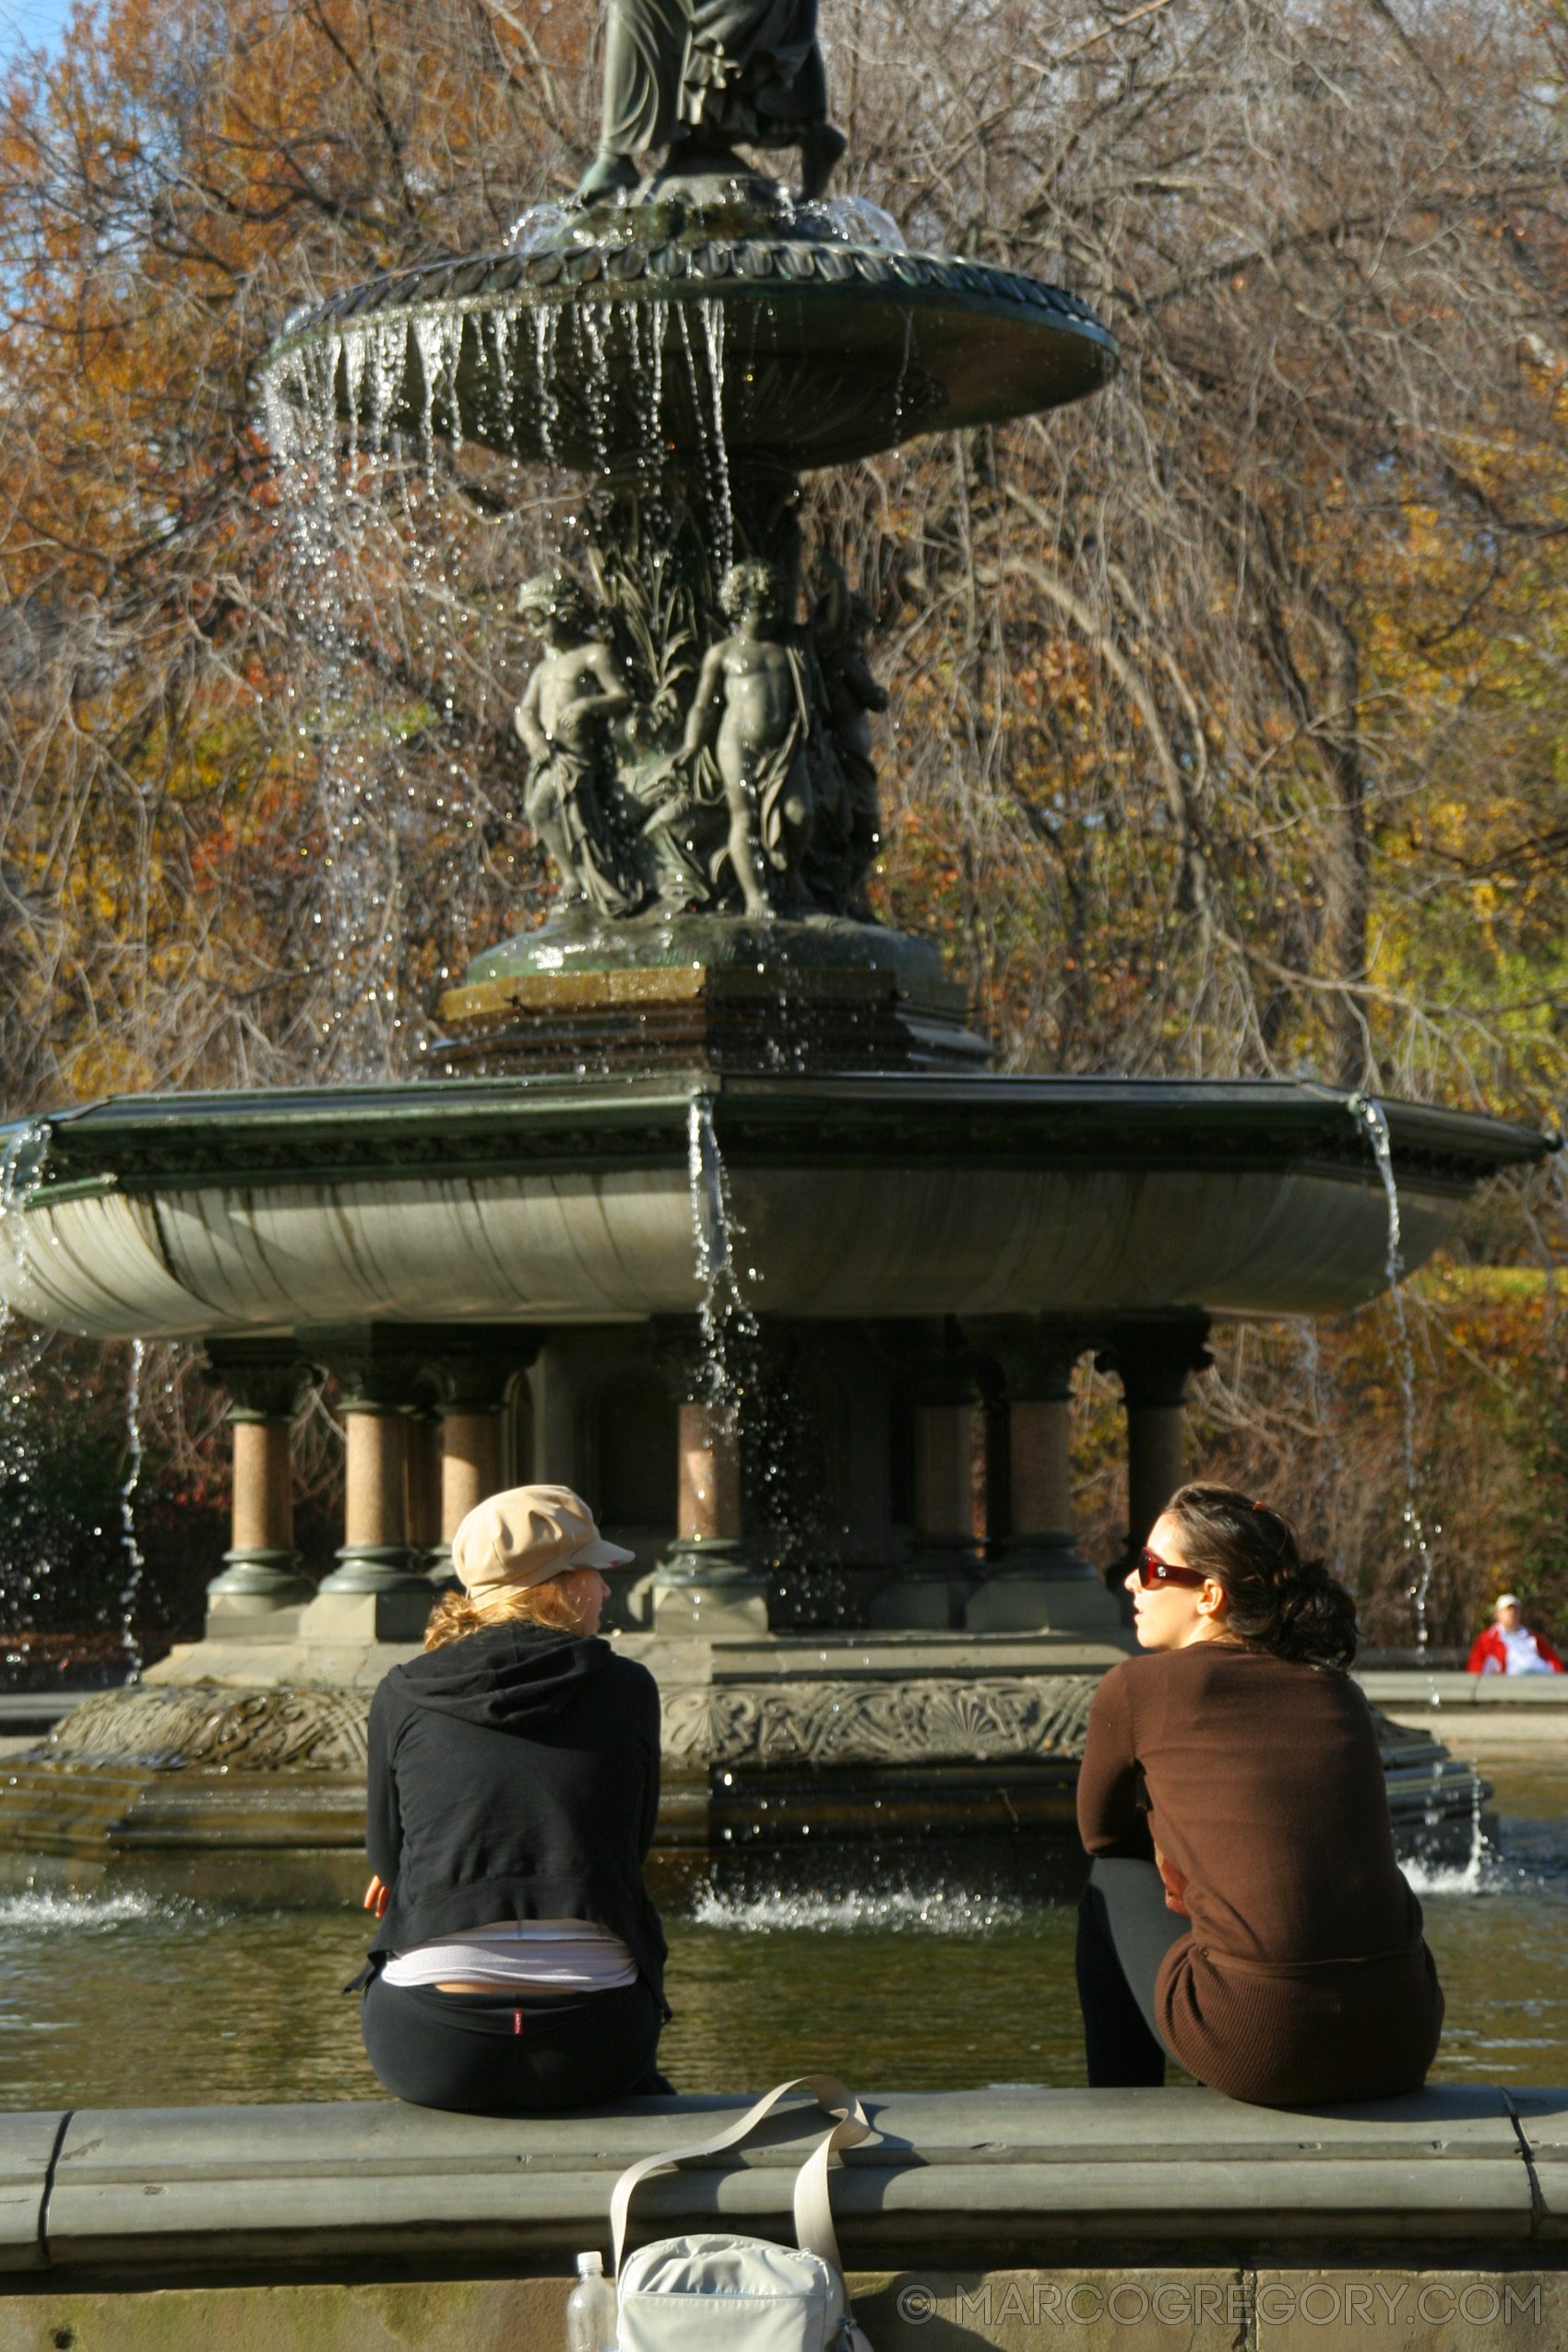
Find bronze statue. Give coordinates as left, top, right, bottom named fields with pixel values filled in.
left=513, top=574, right=636, bottom=914
left=576, top=0, right=848, bottom=204
left=645, top=558, right=814, bottom=919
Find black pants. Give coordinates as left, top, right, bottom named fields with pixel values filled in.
left=1075, top=1857, right=1189, bottom=2087
left=362, top=1974, right=670, bottom=2114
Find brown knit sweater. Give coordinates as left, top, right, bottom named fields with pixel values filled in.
left=1077, top=1643, right=1443, bottom=2105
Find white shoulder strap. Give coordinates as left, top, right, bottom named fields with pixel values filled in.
left=611, top=2074, right=871, bottom=2278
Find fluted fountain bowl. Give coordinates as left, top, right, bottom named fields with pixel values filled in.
left=0, top=1075, right=1543, bottom=1340
left=261, top=180, right=1119, bottom=476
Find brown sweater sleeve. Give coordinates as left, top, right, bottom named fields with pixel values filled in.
left=1076, top=1662, right=1155, bottom=1860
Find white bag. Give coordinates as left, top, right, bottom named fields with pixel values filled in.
left=611, top=2074, right=875, bottom=2352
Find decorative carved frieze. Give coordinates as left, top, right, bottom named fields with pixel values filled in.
left=42, top=1675, right=1099, bottom=1774
left=45, top=1687, right=371, bottom=1773
left=660, top=1675, right=1099, bottom=1767
left=37, top=1675, right=1454, bottom=1786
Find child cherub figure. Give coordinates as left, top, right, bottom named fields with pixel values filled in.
left=514, top=572, right=634, bottom=910
left=646, top=558, right=813, bottom=920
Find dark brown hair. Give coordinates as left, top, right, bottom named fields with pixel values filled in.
left=1164, top=1483, right=1358, bottom=1670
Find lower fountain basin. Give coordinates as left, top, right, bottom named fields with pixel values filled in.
left=0, top=1075, right=1543, bottom=1340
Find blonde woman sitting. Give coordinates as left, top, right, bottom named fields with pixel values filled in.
left=354, top=1485, right=671, bottom=2112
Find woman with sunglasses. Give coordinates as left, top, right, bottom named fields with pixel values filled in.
left=1075, top=1482, right=1443, bottom=2105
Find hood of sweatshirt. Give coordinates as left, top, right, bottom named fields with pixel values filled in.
left=391, top=1621, right=612, bottom=1733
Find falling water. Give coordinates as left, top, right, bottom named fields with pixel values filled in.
left=507, top=202, right=569, bottom=255
left=1352, top=1096, right=1440, bottom=1688
left=799, top=194, right=909, bottom=251
left=626, top=303, right=668, bottom=493
left=260, top=329, right=412, bottom=1082
left=0, top=1127, right=52, bottom=1639
left=412, top=312, right=463, bottom=466
left=684, top=1100, right=846, bottom=1614
left=687, top=1096, right=758, bottom=1431
left=1350, top=1099, right=1492, bottom=1881
left=674, top=303, right=733, bottom=576
left=488, top=310, right=515, bottom=442
left=533, top=308, right=561, bottom=461
left=117, top=1339, right=146, bottom=1683
left=698, top=303, right=734, bottom=576
left=890, top=308, right=915, bottom=440
left=579, top=303, right=613, bottom=473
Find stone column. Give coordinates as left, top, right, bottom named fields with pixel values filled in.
left=678, top=1401, right=744, bottom=1543
left=442, top=1405, right=505, bottom=1535
left=424, top=1332, right=542, bottom=1586
left=200, top=1339, right=315, bottom=1636
left=1099, top=1314, right=1215, bottom=1565
left=647, top=1320, right=767, bottom=1634
left=405, top=1406, right=443, bottom=1564
left=303, top=1327, right=435, bottom=1642
left=870, top=1328, right=982, bottom=1630
left=958, top=1320, right=1121, bottom=1633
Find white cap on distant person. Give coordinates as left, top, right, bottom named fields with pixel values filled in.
left=452, top=1484, right=635, bottom=1599
left=1494, top=1592, right=1521, bottom=1614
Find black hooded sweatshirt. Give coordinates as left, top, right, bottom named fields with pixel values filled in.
left=362, top=1623, right=667, bottom=2006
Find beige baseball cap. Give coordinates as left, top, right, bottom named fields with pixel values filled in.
left=452, top=1484, right=636, bottom=1599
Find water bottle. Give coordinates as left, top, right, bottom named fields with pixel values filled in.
left=566, top=2250, right=617, bottom=2352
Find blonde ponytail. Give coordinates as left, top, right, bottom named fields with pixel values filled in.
left=423, top=1575, right=589, bottom=1651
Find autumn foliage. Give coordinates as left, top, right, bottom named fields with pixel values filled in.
left=2, top=0, right=1568, bottom=1646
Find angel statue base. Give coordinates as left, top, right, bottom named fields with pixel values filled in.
left=574, top=0, right=849, bottom=206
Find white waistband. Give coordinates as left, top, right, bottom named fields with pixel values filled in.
left=383, top=1918, right=638, bottom=1992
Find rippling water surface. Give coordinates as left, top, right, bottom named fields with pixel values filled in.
left=1, top=1764, right=1564, bottom=2107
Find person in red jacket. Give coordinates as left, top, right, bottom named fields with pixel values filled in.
left=1467, top=1593, right=1564, bottom=1676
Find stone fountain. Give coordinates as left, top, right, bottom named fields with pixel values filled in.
left=0, top=19, right=1542, bottom=1883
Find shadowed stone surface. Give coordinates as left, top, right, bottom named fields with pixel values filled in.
left=0, top=2085, right=1560, bottom=2284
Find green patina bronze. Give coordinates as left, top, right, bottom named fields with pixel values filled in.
left=262, top=150, right=1117, bottom=944
left=2, top=1077, right=1543, bottom=1206
left=267, top=193, right=1117, bottom=476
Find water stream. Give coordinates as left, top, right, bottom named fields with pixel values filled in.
left=0, top=1132, right=79, bottom=1646
left=261, top=336, right=418, bottom=1083
left=116, top=1338, right=146, bottom=1683
left=1353, top=1097, right=1440, bottom=1669
left=1351, top=1097, right=1488, bottom=1880
left=685, top=1094, right=758, bottom=1434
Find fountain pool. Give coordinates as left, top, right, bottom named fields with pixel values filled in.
left=3, top=1761, right=1564, bottom=2110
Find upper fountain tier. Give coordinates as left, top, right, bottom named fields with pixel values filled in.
left=263, top=162, right=1118, bottom=477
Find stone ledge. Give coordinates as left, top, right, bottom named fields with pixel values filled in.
left=3, top=2088, right=1565, bottom=2285
left=139, top=1629, right=1132, bottom=1694
left=1356, top=1670, right=1568, bottom=1708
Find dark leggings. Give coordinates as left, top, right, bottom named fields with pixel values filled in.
left=1075, top=1857, right=1191, bottom=2086
left=362, top=1974, right=670, bottom=2114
